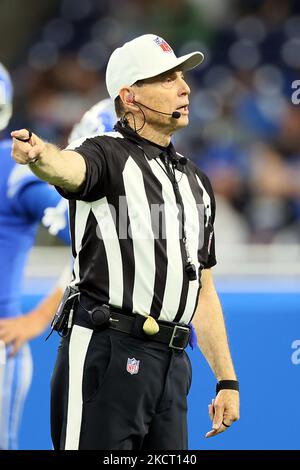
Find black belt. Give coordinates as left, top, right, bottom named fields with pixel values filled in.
left=75, top=297, right=191, bottom=351
left=108, top=310, right=191, bottom=351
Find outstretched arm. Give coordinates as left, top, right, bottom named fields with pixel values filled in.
left=11, top=129, right=86, bottom=192
left=192, top=269, right=240, bottom=438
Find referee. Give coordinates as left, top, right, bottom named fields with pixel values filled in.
left=11, top=34, right=240, bottom=450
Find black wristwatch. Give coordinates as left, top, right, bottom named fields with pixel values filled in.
left=216, top=380, right=239, bottom=395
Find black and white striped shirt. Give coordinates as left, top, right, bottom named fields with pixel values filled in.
left=57, top=122, right=216, bottom=325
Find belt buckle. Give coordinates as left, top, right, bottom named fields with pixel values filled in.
left=169, top=325, right=190, bottom=350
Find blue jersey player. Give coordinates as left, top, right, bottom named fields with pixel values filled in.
left=0, top=61, right=116, bottom=448
left=68, top=97, right=116, bottom=143
left=0, top=62, right=70, bottom=450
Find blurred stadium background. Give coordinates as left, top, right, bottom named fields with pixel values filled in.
left=1, top=0, right=299, bottom=449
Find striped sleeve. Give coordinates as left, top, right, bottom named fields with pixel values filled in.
left=56, top=138, right=109, bottom=202
left=201, top=172, right=217, bottom=268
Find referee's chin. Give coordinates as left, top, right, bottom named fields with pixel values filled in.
left=175, top=114, right=189, bottom=129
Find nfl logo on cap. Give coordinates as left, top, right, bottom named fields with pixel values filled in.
left=126, top=358, right=140, bottom=375
left=153, top=36, right=173, bottom=53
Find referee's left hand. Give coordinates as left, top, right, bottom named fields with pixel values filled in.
left=205, top=389, right=240, bottom=438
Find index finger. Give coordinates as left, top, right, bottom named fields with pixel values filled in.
left=205, top=422, right=228, bottom=438
left=11, top=129, right=32, bottom=142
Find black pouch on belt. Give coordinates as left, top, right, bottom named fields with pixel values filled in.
left=88, top=303, right=111, bottom=327
left=49, top=286, right=79, bottom=338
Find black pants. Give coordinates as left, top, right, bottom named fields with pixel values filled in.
left=51, top=303, right=192, bottom=450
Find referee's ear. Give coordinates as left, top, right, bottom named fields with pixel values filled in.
left=119, top=88, right=136, bottom=109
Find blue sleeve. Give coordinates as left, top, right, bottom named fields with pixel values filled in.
left=13, top=181, right=71, bottom=245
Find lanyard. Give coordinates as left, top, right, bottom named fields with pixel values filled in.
left=156, top=153, right=197, bottom=282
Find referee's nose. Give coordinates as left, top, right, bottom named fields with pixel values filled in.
left=178, top=76, right=190, bottom=97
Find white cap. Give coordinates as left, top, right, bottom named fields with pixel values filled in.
left=106, top=34, right=204, bottom=100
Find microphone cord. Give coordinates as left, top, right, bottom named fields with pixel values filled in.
left=121, top=104, right=146, bottom=133
left=142, top=148, right=195, bottom=282
left=133, top=102, right=146, bottom=132
left=155, top=154, right=184, bottom=184
left=134, top=100, right=180, bottom=119
left=121, top=111, right=137, bottom=132
left=121, top=100, right=180, bottom=133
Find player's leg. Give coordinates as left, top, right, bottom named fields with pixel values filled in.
left=0, top=343, right=33, bottom=449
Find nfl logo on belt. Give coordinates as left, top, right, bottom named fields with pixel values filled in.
left=153, top=36, right=173, bottom=53
left=126, top=357, right=140, bottom=375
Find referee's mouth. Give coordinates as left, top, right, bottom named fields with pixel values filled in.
left=177, top=104, right=189, bottom=115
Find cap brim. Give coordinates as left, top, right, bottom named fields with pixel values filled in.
left=176, top=51, right=204, bottom=72
left=129, top=51, right=204, bottom=86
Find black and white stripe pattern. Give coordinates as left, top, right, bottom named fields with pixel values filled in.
left=64, top=325, right=93, bottom=449
left=60, top=124, right=216, bottom=325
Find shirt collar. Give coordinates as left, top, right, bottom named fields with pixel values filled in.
left=114, top=121, right=177, bottom=161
